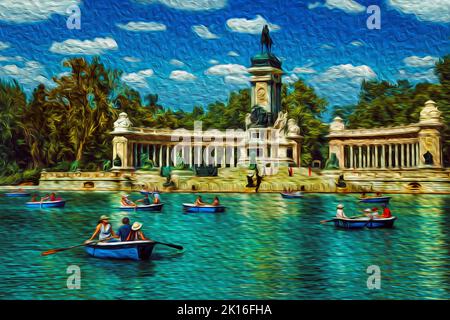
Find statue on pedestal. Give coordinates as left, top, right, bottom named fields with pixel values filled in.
left=249, top=105, right=269, bottom=128
left=114, top=112, right=133, bottom=131
left=261, top=25, right=273, bottom=54
left=287, top=119, right=301, bottom=137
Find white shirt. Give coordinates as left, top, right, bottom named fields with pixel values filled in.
left=336, top=208, right=347, bottom=218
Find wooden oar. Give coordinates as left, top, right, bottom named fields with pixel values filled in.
left=153, top=241, right=183, bottom=250
left=41, top=237, right=112, bottom=256
left=320, top=219, right=334, bottom=224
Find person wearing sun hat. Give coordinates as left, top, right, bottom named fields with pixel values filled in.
left=86, top=215, right=118, bottom=243
left=126, top=222, right=149, bottom=241
left=121, top=194, right=136, bottom=207
left=336, top=204, right=347, bottom=218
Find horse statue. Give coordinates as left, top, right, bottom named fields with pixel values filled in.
left=261, top=25, right=273, bottom=54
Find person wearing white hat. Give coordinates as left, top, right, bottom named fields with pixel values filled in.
left=121, top=194, right=136, bottom=207
left=336, top=204, right=347, bottom=218
left=126, top=222, right=149, bottom=241
left=86, top=215, right=118, bottom=243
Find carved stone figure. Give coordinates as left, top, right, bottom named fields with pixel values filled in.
left=114, top=112, right=133, bottom=131
left=113, top=154, right=122, bottom=167
left=245, top=113, right=252, bottom=130
left=249, top=105, right=269, bottom=128
left=420, top=100, right=442, bottom=124
left=273, top=111, right=288, bottom=131
left=423, top=151, right=434, bottom=165
left=287, top=119, right=301, bottom=137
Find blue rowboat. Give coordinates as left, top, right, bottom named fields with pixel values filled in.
left=280, top=192, right=303, bottom=199
left=333, top=216, right=397, bottom=229
left=359, top=196, right=391, bottom=204
left=25, top=200, right=66, bottom=208
left=118, top=203, right=164, bottom=211
left=85, top=240, right=156, bottom=261
left=183, top=203, right=226, bottom=213
left=4, top=192, right=31, bottom=197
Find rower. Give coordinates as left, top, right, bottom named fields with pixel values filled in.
left=117, top=217, right=132, bottom=241
left=86, top=215, right=118, bottom=243
left=336, top=204, right=347, bottom=218
left=194, top=196, right=206, bottom=206
left=136, top=194, right=151, bottom=205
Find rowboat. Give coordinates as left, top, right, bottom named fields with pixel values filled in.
left=182, top=203, right=226, bottom=213
left=333, top=216, right=397, bottom=229
left=280, top=192, right=303, bottom=199
left=25, top=200, right=66, bottom=208
left=359, top=196, right=391, bottom=204
left=85, top=240, right=156, bottom=261
left=140, top=190, right=153, bottom=195
left=118, top=203, right=164, bottom=211
left=4, top=192, right=31, bottom=197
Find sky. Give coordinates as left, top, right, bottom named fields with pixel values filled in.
left=0, top=0, right=449, bottom=121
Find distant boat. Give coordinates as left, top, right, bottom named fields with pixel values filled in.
left=25, top=200, right=66, bottom=208
left=359, top=196, right=391, bottom=204
left=118, top=203, right=164, bottom=212
left=183, top=203, right=226, bottom=213
left=333, top=216, right=397, bottom=229
left=280, top=191, right=303, bottom=199
left=85, top=240, right=156, bottom=261
left=4, top=192, right=31, bottom=197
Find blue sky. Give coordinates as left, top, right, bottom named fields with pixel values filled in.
left=0, top=0, right=449, bottom=120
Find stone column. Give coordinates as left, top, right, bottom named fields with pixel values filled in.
left=231, top=146, right=235, bottom=167
left=394, top=144, right=399, bottom=168
left=381, top=145, right=385, bottom=169
left=374, top=145, right=378, bottom=168
left=358, top=146, right=362, bottom=169
left=400, top=144, right=404, bottom=167
left=415, top=143, right=420, bottom=167
left=406, top=144, right=410, bottom=167
left=349, top=146, right=353, bottom=169
left=159, top=146, right=163, bottom=167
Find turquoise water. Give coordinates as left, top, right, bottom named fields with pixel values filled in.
left=0, top=191, right=449, bottom=300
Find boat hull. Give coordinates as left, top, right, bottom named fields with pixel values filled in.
left=5, top=193, right=31, bottom=197
left=25, top=200, right=66, bottom=208
left=85, top=240, right=156, bottom=261
left=118, top=203, right=164, bottom=211
left=280, top=192, right=303, bottom=199
left=359, top=197, right=391, bottom=204
left=333, top=217, right=397, bottom=229
left=183, top=204, right=225, bottom=213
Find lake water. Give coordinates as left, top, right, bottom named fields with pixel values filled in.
left=0, top=191, right=448, bottom=300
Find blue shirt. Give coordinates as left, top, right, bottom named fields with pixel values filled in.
left=117, top=224, right=131, bottom=241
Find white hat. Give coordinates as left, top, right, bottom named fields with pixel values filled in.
left=337, top=204, right=344, bottom=209
left=131, top=222, right=143, bottom=231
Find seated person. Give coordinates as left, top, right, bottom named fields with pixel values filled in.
left=153, top=192, right=161, bottom=204
left=194, top=196, right=206, bottom=206
left=361, top=192, right=367, bottom=198
left=371, top=207, right=380, bottom=218
left=336, top=204, right=347, bottom=218
left=375, top=192, right=382, bottom=197
left=121, top=194, right=135, bottom=207
left=117, top=217, right=132, bottom=241
left=211, top=196, right=220, bottom=206
left=136, top=194, right=151, bottom=206
left=30, top=194, right=39, bottom=202
left=126, top=222, right=149, bottom=241
left=381, top=205, right=392, bottom=218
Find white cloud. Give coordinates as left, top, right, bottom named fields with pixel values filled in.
left=0, top=0, right=80, bottom=23
left=350, top=40, right=364, bottom=47
left=135, top=0, right=227, bottom=11
left=314, top=64, right=376, bottom=83
left=205, top=63, right=249, bottom=85
left=308, top=2, right=322, bottom=9
left=117, top=21, right=167, bottom=32
left=321, top=44, right=335, bottom=50
left=0, top=60, right=52, bottom=88
left=284, top=73, right=299, bottom=84
left=209, top=59, right=219, bottom=65
left=170, top=70, right=196, bottom=81
left=227, top=51, right=239, bottom=57
left=0, top=41, right=10, bottom=50
left=123, top=56, right=142, bottom=63
left=323, top=0, right=366, bottom=13
left=121, top=69, right=154, bottom=88
left=192, top=25, right=219, bottom=39
left=403, top=55, right=438, bottom=68
left=50, top=37, right=118, bottom=55
left=0, top=55, right=25, bottom=62
left=388, top=0, right=450, bottom=23
left=226, top=15, right=280, bottom=34
left=170, top=59, right=185, bottom=67
left=398, top=68, right=438, bottom=82
left=293, top=67, right=317, bottom=74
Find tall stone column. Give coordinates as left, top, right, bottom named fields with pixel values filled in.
left=112, top=136, right=134, bottom=169
left=358, top=146, right=362, bottom=169
left=406, top=144, right=410, bottom=167
left=381, top=145, right=385, bottom=169
left=349, top=146, right=353, bottom=169
left=394, top=144, right=399, bottom=168
left=374, top=145, right=378, bottom=168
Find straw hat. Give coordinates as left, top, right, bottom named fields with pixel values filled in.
left=336, top=204, right=344, bottom=209
left=122, top=194, right=128, bottom=198
left=364, top=208, right=371, bottom=213
left=99, top=215, right=109, bottom=221
left=131, top=222, right=143, bottom=231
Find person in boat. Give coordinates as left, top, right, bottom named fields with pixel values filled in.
left=381, top=204, right=392, bottom=218
left=194, top=196, right=206, bottom=206
left=211, top=196, right=220, bottom=206
left=336, top=204, right=347, bottom=218
left=375, top=192, right=382, bottom=197
left=86, top=215, right=118, bottom=243
left=361, top=192, right=367, bottom=198
left=117, top=217, right=132, bottom=242
left=136, top=194, right=151, bottom=206
left=153, top=192, right=161, bottom=204
left=41, top=193, right=57, bottom=202
left=126, top=222, right=149, bottom=241
left=121, top=194, right=136, bottom=207
left=30, top=194, right=39, bottom=202
left=371, top=207, right=380, bottom=218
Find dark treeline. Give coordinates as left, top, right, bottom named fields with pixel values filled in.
left=0, top=55, right=448, bottom=184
